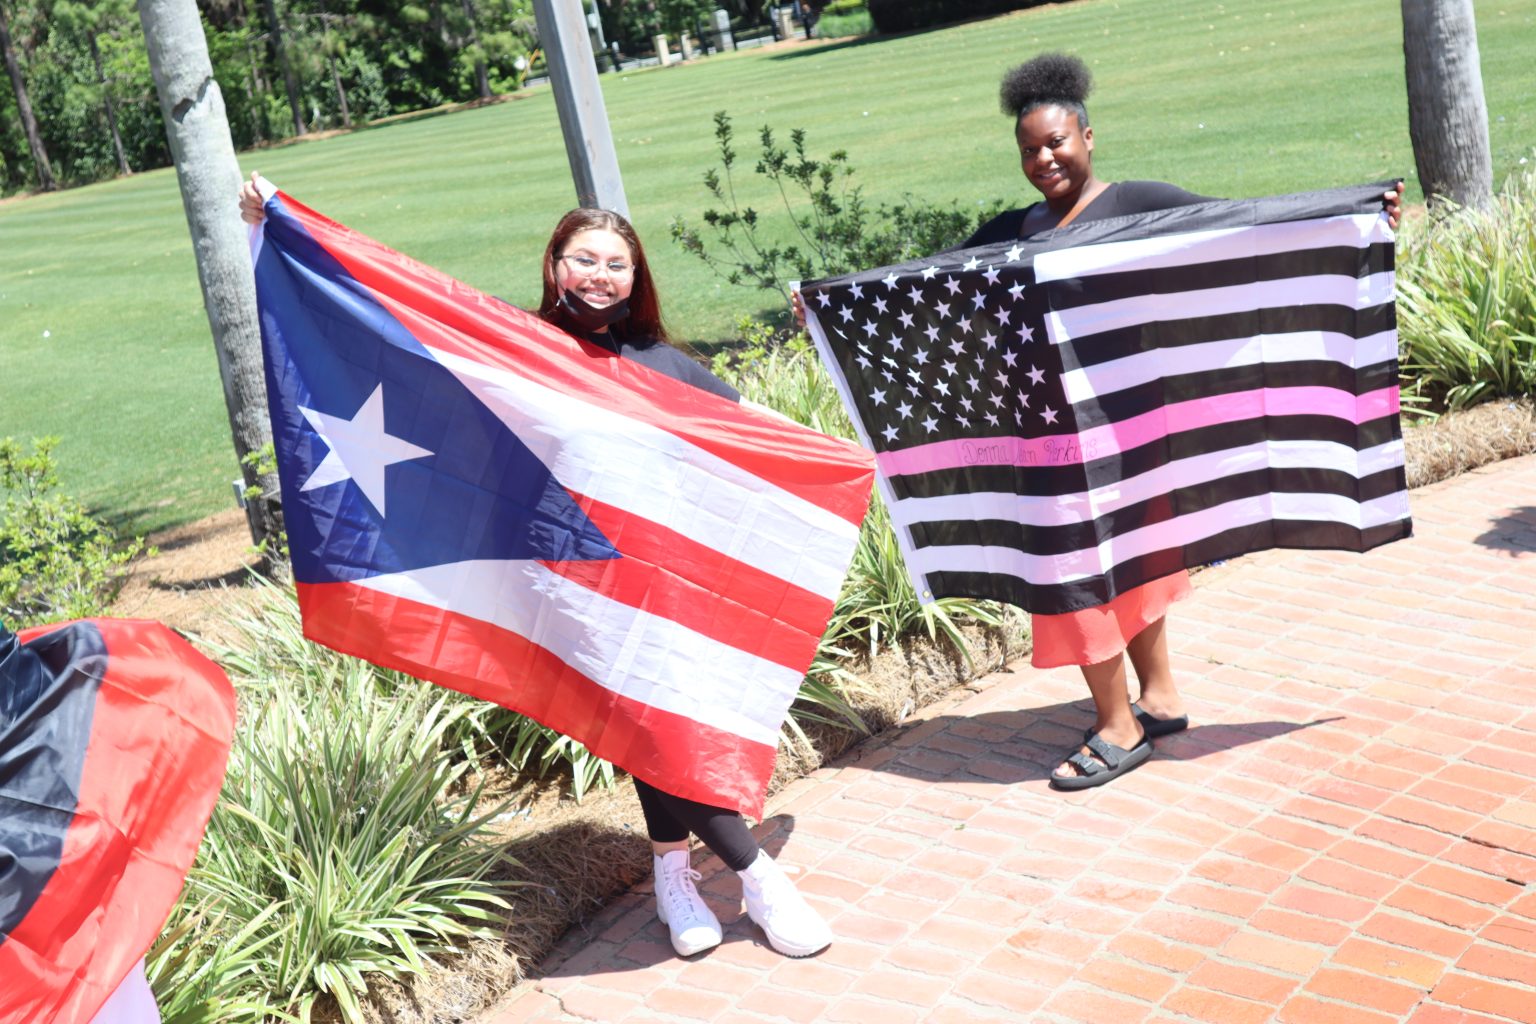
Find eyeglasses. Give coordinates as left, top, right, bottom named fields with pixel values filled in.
left=558, top=254, right=635, bottom=278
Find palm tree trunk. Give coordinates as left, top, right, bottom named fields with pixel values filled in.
left=1401, top=0, right=1492, bottom=208
left=137, top=0, right=283, bottom=552
left=0, top=2, right=56, bottom=191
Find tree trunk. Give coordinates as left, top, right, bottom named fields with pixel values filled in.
left=0, top=3, right=56, bottom=191
left=261, top=0, right=305, bottom=137
left=327, top=54, right=351, bottom=127
left=137, top=0, right=283, bottom=553
left=245, top=36, right=270, bottom=143
left=88, top=29, right=132, bottom=176
left=1401, top=0, right=1492, bottom=209
left=460, top=0, right=491, bottom=99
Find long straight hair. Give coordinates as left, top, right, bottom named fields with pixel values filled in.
left=537, top=208, right=669, bottom=342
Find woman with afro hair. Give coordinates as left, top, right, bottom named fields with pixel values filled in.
left=967, top=53, right=1401, bottom=790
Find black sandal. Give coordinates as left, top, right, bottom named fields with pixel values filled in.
left=1051, top=731, right=1153, bottom=791
left=1083, top=703, right=1189, bottom=742
left=1132, top=702, right=1189, bottom=738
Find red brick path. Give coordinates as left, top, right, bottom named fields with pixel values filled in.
left=480, top=454, right=1536, bottom=1023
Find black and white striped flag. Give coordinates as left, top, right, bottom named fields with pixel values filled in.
left=804, top=182, right=1411, bottom=615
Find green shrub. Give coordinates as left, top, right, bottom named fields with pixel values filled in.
left=1398, top=161, right=1536, bottom=414
left=148, top=589, right=517, bottom=1024
left=672, top=112, right=1005, bottom=303
left=0, top=436, right=145, bottom=627
left=864, top=0, right=1043, bottom=34
left=815, top=9, right=874, bottom=36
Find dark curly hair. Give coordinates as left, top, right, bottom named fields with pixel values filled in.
left=999, top=53, right=1092, bottom=129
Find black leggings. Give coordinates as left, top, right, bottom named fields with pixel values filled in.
left=634, top=779, right=760, bottom=872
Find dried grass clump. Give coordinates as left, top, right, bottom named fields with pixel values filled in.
left=771, top=616, right=1027, bottom=787
left=1402, top=399, right=1536, bottom=489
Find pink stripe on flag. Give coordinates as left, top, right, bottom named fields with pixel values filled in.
left=875, top=385, right=1401, bottom=477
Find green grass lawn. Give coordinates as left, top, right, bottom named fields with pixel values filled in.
left=2, top=0, right=1533, bottom=537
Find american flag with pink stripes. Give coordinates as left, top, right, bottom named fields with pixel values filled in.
left=249, top=183, right=874, bottom=817
left=804, top=182, right=1411, bottom=616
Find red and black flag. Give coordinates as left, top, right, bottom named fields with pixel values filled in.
left=0, top=619, right=236, bottom=1024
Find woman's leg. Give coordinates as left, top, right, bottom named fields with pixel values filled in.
left=642, top=784, right=831, bottom=958
left=634, top=777, right=691, bottom=854
left=1125, top=614, right=1186, bottom=723
left=642, top=787, right=760, bottom=872
left=1053, top=652, right=1146, bottom=783
left=634, top=780, right=722, bottom=956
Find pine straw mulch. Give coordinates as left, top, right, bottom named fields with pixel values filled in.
left=107, top=398, right=1536, bottom=1023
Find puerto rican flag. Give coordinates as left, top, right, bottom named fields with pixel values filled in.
left=0, top=619, right=235, bottom=1024
left=248, top=181, right=874, bottom=817
left=805, top=182, right=1410, bottom=615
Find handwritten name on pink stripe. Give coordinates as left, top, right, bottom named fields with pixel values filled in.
left=874, top=386, right=1401, bottom=477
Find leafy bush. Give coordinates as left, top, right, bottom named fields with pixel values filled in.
left=815, top=9, right=874, bottom=36
left=1398, top=161, right=1536, bottom=414
left=0, top=436, right=145, bottom=627
left=672, top=112, right=1005, bottom=301
left=864, top=0, right=1043, bottom=34
left=148, top=587, right=517, bottom=1024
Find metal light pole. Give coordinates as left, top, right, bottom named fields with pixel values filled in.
left=532, top=0, right=628, bottom=214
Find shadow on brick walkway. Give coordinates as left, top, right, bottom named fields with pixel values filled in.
left=481, top=454, right=1536, bottom=1024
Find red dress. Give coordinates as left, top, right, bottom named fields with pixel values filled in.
left=965, top=184, right=1212, bottom=672
left=1030, top=571, right=1191, bottom=668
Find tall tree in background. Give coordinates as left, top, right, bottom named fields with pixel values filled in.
left=138, top=0, right=282, bottom=551
left=261, top=0, right=305, bottom=135
left=460, top=0, right=491, bottom=99
left=1401, top=0, right=1492, bottom=208
left=0, top=0, right=56, bottom=190
left=55, top=0, right=136, bottom=175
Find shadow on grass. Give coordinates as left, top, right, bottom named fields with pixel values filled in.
left=1474, top=505, right=1536, bottom=557
left=868, top=702, right=1346, bottom=786
left=768, top=33, right=898, bottom=61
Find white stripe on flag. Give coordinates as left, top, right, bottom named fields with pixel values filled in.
left=429, top=346, right=859, bottom=601
left=1047, top=272, right=1396, bottom=343
left=1033, top=213, right=1386, bottom=282
left=357, top=559, right=796, bottom=745
left=1060, top=330, right=1399, bottom=404
left=889, top=438, right=1407, bottom=532
left=903, top=489, right=1410, bottom=586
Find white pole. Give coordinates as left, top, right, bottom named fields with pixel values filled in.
left=532, top=0, right=628, bottom=215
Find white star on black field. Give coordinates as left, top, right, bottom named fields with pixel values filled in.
left=811, top=255, right=1069, bottom=453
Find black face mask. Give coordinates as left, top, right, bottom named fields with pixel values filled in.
left=559, top=289, right=630, bottom=333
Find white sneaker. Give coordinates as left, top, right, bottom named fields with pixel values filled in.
left=654, top=850, right=722, bottom=957
left=739, top=850, right=832, bottom=957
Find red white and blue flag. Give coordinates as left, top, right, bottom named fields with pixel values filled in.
left=804, top=183, right=1411, bottom=615
left=248, top=182, right=873, bottom=817
left=0, top=618, right=235, bottom=1024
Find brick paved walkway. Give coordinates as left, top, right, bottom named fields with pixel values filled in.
left=481, top=454, right=1536, bottom=1024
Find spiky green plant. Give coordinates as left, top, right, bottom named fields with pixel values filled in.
left=1398, top=161, right=1536, bottom=414
left=149, top=594, right=518, bottom=1024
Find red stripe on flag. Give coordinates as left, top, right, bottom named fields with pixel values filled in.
left=297, top=580, right=780, bottom=816
left=273, top=192, right=874, bottom=527
left=0, top=620, right=235, bottom=1024
left=542, top=495, right=834, bottom=672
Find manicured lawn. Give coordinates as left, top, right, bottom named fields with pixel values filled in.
left=2, top=0, right=1532, bottom=536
